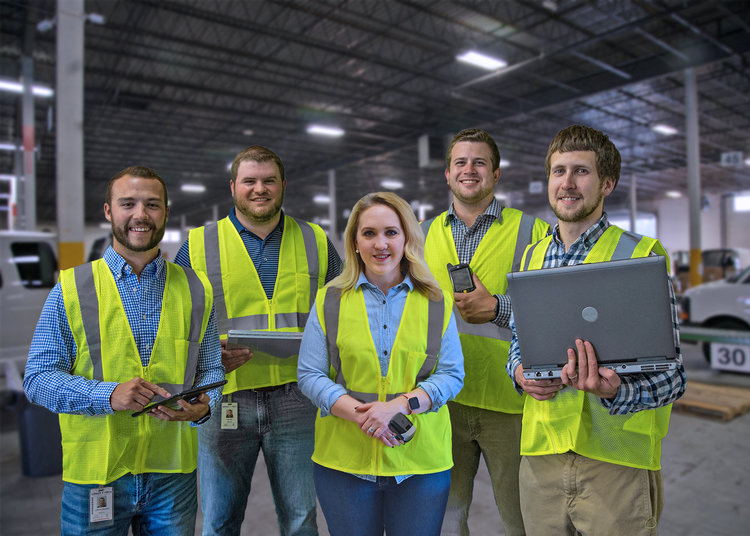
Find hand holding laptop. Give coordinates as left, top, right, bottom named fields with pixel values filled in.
left=561, top=339, right=621, bottom=398
left=514, top=365, right=563, bottom=401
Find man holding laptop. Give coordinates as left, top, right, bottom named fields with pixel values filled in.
left=507, top=125, right=686, bottom=535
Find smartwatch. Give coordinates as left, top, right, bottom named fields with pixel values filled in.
left=402, top=394, right=420, bottom=414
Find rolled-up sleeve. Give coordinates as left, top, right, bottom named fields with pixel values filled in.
left=418, top=312, right=464, bottom=411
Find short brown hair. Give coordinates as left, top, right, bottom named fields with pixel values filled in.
left=231, top=145, right=285, bottom=182
left=445, top=128, right=501, bottom=171
left=106, top=166, right=168, bottom=206
left=545, top=125, right=621, bottom=189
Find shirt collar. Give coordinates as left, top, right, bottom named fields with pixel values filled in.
left=103, top=245, right=166, bottom=279
left=551, top=212, right=611, bottom=249
left=446, top=197, right=503, bottom=226
left=229, top=207, right=285, bottom=238
left=355, top=272, right=414, bottom=292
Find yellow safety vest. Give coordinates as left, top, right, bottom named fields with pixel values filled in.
left=423, top=208, right=550, bottom=412
left=519, top=225, right=673, bottom=470
left=58, top=259, right=213, bottom=484
left=188, top=215, right=328, bottom=391
left=312, top=286, right=454, bottom=476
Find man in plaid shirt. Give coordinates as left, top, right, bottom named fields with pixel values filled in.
left=507, top=125, right=686, bottom=536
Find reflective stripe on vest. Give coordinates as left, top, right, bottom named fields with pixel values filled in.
left=72, top=262, right=203, bottom=393
left=203, top=217, right=319, bottom=333
left=322, top=286, right=444, bottom=403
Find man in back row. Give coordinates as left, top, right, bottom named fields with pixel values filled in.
left=508, top=124, right=686, bottom=535
left=25, top=166, right=223, bottom=535
left=175, top=145, right=342, bottom=535
left=423, top=128, right=550, bottom=536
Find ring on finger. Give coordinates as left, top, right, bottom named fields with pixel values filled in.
left=569, top=375, right=578, bottom=381
left=367, top=427, right=375, bottom=434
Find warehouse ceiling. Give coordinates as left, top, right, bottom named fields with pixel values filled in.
left=1, top=0, right=750, bottom=233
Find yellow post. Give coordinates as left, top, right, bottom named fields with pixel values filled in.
left=689, top=248, right=702, bottom=288
left=58, top=241, right=85, bottom=270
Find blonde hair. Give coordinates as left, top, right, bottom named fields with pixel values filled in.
left=329, top=192, right=443, bottom=301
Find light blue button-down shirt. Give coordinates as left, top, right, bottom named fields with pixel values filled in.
left=24, top=247, right=224, bottom=419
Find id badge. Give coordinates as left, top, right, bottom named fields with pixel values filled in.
left=222, top=402, right=238, bottom=429
left=89, top=486, right=113, bottom=523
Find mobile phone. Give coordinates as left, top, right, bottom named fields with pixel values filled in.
left=132, top=379, right=227, bottom=417
left=447, top=263, right=475, bottom=293
left=388, top=413, right=416, bottom=443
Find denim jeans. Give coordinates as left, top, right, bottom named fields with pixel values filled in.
left=198, top=383, right=318, bottom=536
left=314, top=464, right=451, bottom=536
left=60, top=471, right=197, bottom=536
left=441, top=402, right=525, bottom=536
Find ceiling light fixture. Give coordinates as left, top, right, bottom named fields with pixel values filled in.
left=0, top=143, right=17, bottom=151
left=313, top=194, right=331, bottom=204
left=456, top=51, right=507, bottom=71
left=181, top=184, right=206, bottom=193
left=0, top=79, right=54, bottom=98
left=652, top=124, right=678, bottom=136
left=499, top=159, right=511, bottom=168
left=380, top=179, right=403, bottom=189
left=307, top=125, right=345, bottom=137
left=745, top=158, right=750, bottom=167
left=665, top=190, right=682, bottom=198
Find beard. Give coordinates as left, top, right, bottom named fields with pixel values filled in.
left=111, top=217, right=166, bottom=252
left=449, top=181, right=495, bottom=206
left=234, top=190, right=284, bottom=225
left=551, top=190, right=604, bottom=223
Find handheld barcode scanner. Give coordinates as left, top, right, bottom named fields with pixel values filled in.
left=388, top=414, right=416, bottom=443
left=447, top=263, right=475, bottom=293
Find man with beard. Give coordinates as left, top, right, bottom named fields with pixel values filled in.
left=175, top=145, right=342, bottom=536
left=507, top=125, right=686, bottom=535
left=422, top=129, right=549, bottom=536
left=24, top=166, right=223, bottom=535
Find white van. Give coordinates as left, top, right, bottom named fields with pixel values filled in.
left=0, top=231, right=58, bottom=365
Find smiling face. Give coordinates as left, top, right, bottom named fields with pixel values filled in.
left=445, top=141, right=500, bottom=208
left=354, top=203, right=406, bottom=288
left=231, top=159, right=286, bottom=228
left=548, top=150, right=614, bottom=227
left=104, top=175, right=168, bottom=256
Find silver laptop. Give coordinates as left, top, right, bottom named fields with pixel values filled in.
left=506, top=256, right=677, bottom=380
left=225, top=330, right=303, bottom=359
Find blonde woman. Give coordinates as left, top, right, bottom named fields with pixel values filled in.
left=298, top=192, right=464, bottom=536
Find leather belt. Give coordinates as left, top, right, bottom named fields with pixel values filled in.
left=251, top=382, right=293, bottom=392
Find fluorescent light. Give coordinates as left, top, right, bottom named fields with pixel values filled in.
left=226, top=162, right=232, bottom=171
left=381, top=179, right=403, bottom=190
left=0, top=79, right=54, bottom=97
left=494, top=193, right=508, bottom=201
left=499, top=159, right=511, bottom=168
left=745, top=158, right=750, bottom=167
left=0, top=174, right=15, bottom=181
left=456, top=51, right=507, bottom=71
left=162, top=230, right=181, bottom=243
left=652, top=124, right=678, bottom=136
left=181, top=184, right=206, bottom=193
left=313, top=194, right=330, bottom=204
left=0, top=142, right=17, bottom=151
left=307, top=125, right=345, bottom=137
left=242, top=129, right=254, bottom=136
left=665, top=190, right=682, bottom=198
left=99, top=222, right=111, bottom=229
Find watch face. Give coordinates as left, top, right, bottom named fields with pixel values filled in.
left=408, top=397, right=420, bottom=411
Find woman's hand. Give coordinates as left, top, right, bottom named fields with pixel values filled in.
left=356, top=400, right=405, bottom=447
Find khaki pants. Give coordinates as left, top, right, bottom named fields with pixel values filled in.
left=519, top=453, right=662, bottom=536
left=441, top=402, right=525, bottom=536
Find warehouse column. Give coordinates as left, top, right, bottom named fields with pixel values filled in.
left=328, top=169, right=337, bottom=240
left=685, top=68, right=702, bottom=287
left=628, top=173, right=636, bottom=233
left=20, top=56, right=36, bottom=230
left=56, top=0, right=85, bottom=269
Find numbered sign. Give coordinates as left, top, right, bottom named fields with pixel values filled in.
left=710, top=343, right=750, bottom=373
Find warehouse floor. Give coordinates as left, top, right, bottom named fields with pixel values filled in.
left=1, top=344, right=749, bottom=535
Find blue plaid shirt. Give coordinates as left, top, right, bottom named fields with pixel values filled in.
left=24, top=247, right=223, bottom=418
left=506, top=213, right=686, bottom=415
left=446, top=198, right=513, bottom=327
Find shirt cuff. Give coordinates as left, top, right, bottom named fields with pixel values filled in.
left=600, top=380, right=635, bottom=415
left=492, top=294, right=512, bottom=327
left=92, top=381, right=119, bottom=414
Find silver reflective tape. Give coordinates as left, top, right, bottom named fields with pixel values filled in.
left=74, top=263, right=103, bottom=382
left=275, top=312, right=308, bottom=329
left=512, top=213, right=535, bottom=272
left=228, top=315, right=269, bottom=331
left=612, top=231, right=641, bottom=260
left=203, top=222, right=231, bottom=335
left=292, top=217, right=319, bottom=311
left=182, top=267, right=205, bottom=389
left=323, top=287, right=346, bottom=389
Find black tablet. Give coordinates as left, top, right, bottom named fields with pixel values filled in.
left=131, top=379, right=227, bottom=417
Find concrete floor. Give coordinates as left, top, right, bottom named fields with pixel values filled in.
left=1, top=344, right=749, bottom=535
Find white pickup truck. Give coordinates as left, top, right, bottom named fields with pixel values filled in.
left=679, top=266, right=750, bottom=362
